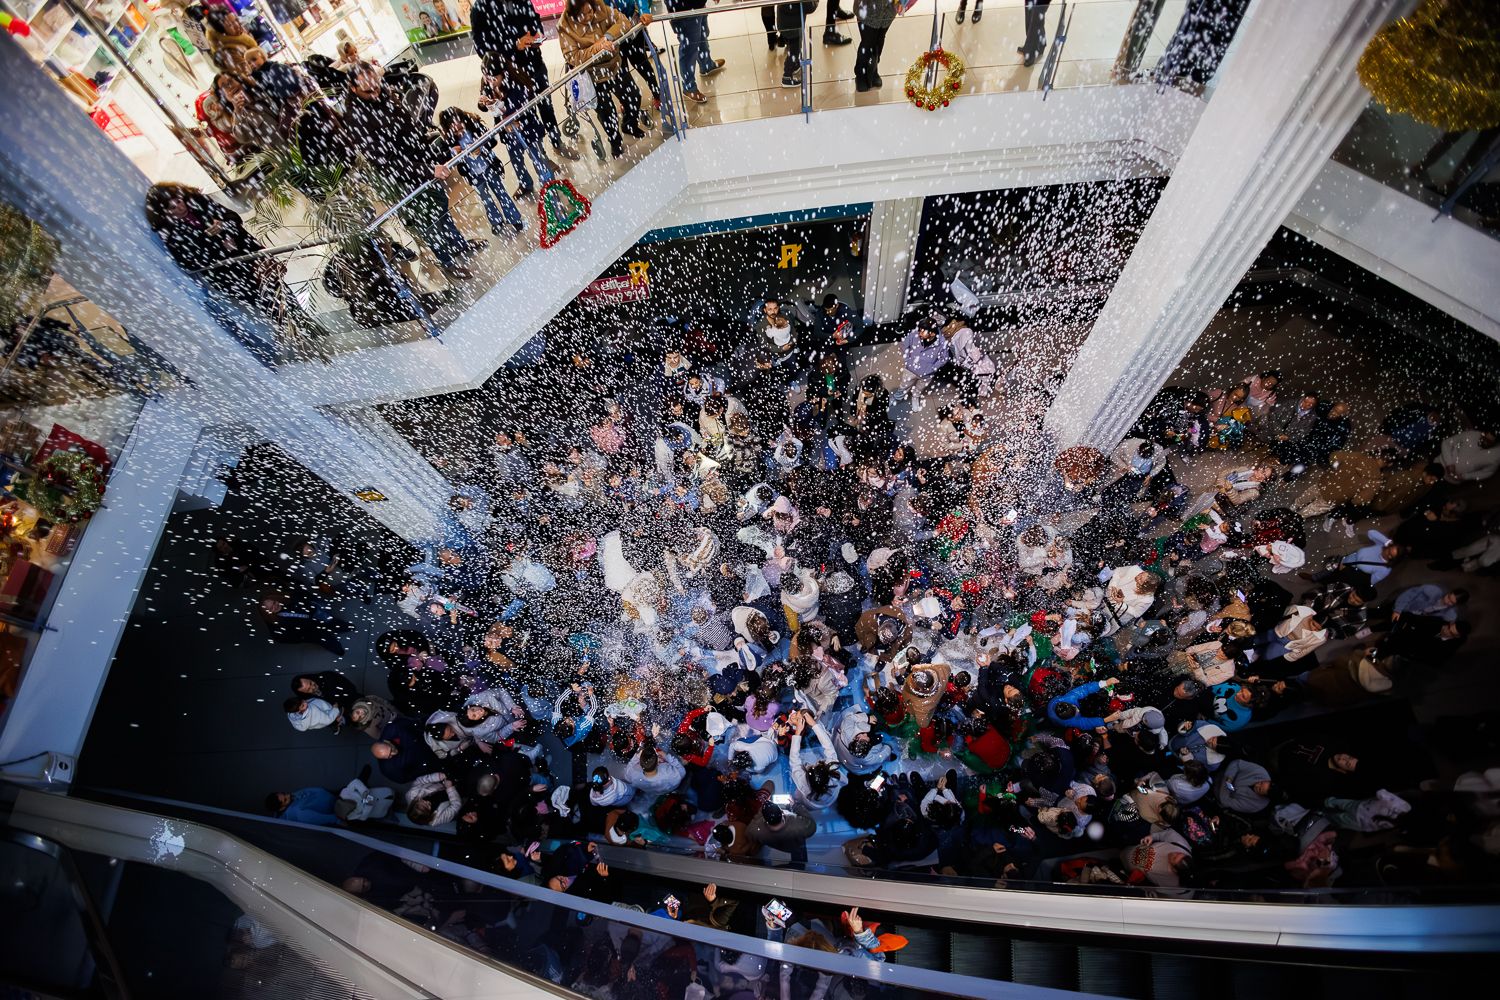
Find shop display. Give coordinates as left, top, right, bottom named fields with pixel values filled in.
left=391, top=0, right=467, bottom=42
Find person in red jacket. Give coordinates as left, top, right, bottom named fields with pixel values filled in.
left=960, top=706, right=1022, bottom=773
left=671, top=708, right=715, bottom=768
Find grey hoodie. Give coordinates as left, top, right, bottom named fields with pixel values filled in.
left=1216, top=759, right=1273, bottom=814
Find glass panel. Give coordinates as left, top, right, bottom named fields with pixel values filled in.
left=76, top=790, right=986, bottom=999
left=0, top=199, right=176, bottom=718
left=659, top=0, right=1218, bottom=121
left=6, top=1, right=1258, bottom=367
left=1333, top=99, right=1500, bottom=241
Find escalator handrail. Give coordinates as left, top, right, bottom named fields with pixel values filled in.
left=591, top=842, right=1500, bottom=954
left=75, top=786, right=1500, bottom=953
left=31, top=787, right=1082, bottom=1000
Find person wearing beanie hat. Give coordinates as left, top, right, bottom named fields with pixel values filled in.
left=901, top=660, right=951, bottom=729
left=856, top=603, right=912, bottom=663
left=588, top=765, right=635, bottom=809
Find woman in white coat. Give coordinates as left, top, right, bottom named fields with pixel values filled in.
left=788, top=710, right=847, bottom=811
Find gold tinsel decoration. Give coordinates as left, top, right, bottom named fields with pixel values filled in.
left=1357, top=0, right=1500, bottom=132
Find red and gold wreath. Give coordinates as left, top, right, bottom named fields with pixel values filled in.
left=905, top=48, right=965, bottom=111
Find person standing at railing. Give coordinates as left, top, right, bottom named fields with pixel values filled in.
left=479, top=54, right=561, bottom=196
left=776, top=1, right=819, bottom=89
left=470, top=0, right=584, bottom=162
left=602, top=0, right=664, bottom=112
left=560, top=0, right=648, bottom=159
left=1019, top=0, right=1051, bottom=68
left=821, top=0, right=854, bottom=46
left=852, top=0, right=894, bottom=92
left=346, top=63, right=488, bottom=280
left=438, top=107, right=528, bottom=237
left=664, top=0, right=727, bottom=104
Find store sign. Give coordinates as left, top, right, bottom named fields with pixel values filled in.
left=354, top=488, right=388, bottom=502
left=578, top=274, right=650, bottom=307
left=532, top=0, right=567, bottom=16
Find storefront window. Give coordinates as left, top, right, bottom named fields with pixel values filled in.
left=0, top=201, right=177, bottom=714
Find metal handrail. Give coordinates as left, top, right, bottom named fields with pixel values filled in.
left=190, top=0, right=806, bottom=276
left=38, top=788, right=1053, bottom=999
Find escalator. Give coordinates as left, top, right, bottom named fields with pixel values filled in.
left=6, top=787, right=1052, bottom=1000
left=590, top=840, right=1500, bottom=998
left=21, top=786, right=1500, bottom=998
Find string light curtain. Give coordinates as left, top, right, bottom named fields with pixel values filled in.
left=1357, top=0, right=1500, bottom=131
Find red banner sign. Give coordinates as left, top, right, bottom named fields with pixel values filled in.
left=578, top=274, right=649, bottom=307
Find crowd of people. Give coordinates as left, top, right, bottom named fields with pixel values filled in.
left=148, top=0, right=1257, bottom=345
left=241, top=280, right=1500, bottom=917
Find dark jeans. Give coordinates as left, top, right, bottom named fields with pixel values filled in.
left=1023, top=0, right=1050, bottom=59
left=855, top=21, right=887, bottom=84
left=400, top=187, right=470, bottom=269
left=521, top=49, right=565, bottom=146
left=778, top=3, right=810, bottom=77
left=620, top=31, right=662, bottom=102
left=470, top=163, right=523, bottom=232
left=594, top=74, right=643, bottom=153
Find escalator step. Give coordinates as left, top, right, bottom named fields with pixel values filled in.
left=1227, top=959, right=1298, bottom=999
left=1077, top=945, right=1150, bottom=999
left=1150, top=954, right=1214, bottom=1000
left=1321, top=967, right=1408, bottom=1000
left=948, top=930, right=1011, bottom=981
left=893, top=924, right=948, bottom=971
left=1011, top=939, right=1077, bottom=991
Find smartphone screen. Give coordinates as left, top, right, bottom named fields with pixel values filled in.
left=869, top=774, right=886, bottom=791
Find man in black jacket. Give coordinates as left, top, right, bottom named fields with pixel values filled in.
left=470, top=0, right=580, bottom=160
left=345, top=64, right=484, bottom=276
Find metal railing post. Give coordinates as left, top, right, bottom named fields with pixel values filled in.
left=801, top=3, right=812, bottom=117
left=644, top=22, right=685, bottom=140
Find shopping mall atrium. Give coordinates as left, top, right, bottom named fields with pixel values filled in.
left=1, top=0, right=1499, bottom=995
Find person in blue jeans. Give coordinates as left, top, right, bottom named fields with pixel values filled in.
left=479, top=55, right=560, bottom=198
left=438, top=107, right=525, bottom=236
left=664, top=0, right=726, bottom=103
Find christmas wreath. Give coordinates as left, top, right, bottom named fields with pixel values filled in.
left=12, top=449, right=105, bottom=523
left=905, top=48, right=966, bottom=111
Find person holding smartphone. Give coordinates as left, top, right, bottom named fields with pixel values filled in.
left=469, top=0, right=582, bottom=161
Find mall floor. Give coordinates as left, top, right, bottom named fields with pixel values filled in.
left=77, top=294, right=1500, bottom=864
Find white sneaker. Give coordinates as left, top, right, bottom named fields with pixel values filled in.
left=1322, top=516, right=1335, bottom=533
left=1342, top=519, right=1356, bottom=538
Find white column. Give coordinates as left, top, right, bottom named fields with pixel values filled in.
left=0, top=398, right=201, bottom=785
left=0, top=35, right=441, bottom=544
left=1043, top=0, right=1408, bottom=450
left=862, top=197, right=924, bottom=326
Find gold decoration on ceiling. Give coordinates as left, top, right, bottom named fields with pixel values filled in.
left=1357, top=0, right=1500, bottom=132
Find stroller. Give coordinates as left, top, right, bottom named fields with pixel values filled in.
left=562, top=71, right=609, bottom=163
